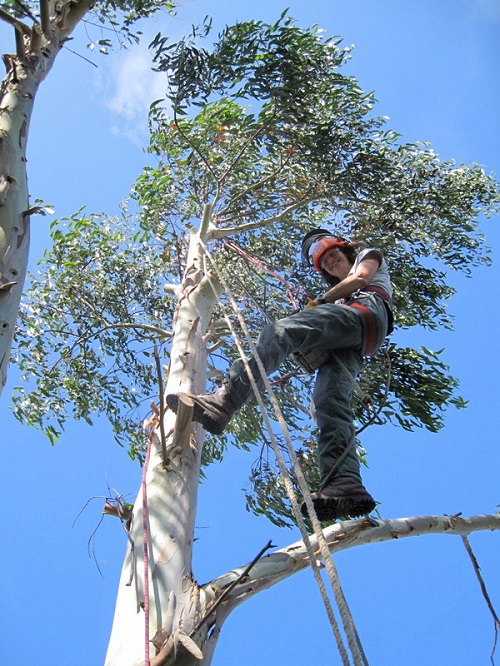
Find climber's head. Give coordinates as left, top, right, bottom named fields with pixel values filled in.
left=301, top=229, right=361, bottom=286
left=312, top=237, right=357, bottom=286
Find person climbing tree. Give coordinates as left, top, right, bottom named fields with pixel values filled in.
left=167, top=231, right=393, bottom=521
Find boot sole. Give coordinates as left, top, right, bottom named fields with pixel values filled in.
left=166, top=393, right=226, bottom=435
left=301, top=494, right=376, bottom=522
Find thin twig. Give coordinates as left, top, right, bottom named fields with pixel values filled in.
left=190, top=539, right=275, bottom=637
left=0, top=6, right=30, bottom=33
left=215, top=152, right=293, bottom=219
left=461, top=534, right=500, bottom=665
left=214, top=124, right=267, bottom=204
left=173, top=111, right=218, bottom=183
left=13, top=0, right=37, bottom=22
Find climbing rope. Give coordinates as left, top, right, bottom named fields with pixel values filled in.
left=202, top=242, right=368, bottom=666
left=223, top=239, right=305, bottom=310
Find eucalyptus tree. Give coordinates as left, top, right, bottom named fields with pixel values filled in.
left=11, top=14, right=500, bottom=666
left=0, top=0, right=175, bottom=393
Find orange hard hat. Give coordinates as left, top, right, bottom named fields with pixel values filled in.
left=311, top=237, right=348, bottom=272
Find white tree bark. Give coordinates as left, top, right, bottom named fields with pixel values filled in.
left=0, top=0, right=94, bottom=393
left=205, top=513, right=500, bottom=613
left=105, top=207, right=224, bottom=666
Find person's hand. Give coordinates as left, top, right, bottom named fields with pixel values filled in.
left=304, top=298, right=325, bottom=310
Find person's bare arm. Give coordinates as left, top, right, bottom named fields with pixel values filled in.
left=323, top=255, right=380, bottom=303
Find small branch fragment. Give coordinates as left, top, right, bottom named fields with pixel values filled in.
left=190, top=539, right=274, bottom=637
left=39, top=0, right=51, bottom=36
left=154, top=344, right=168, bottom=467
left=150, top=540, right=274, bottom=666
left=461, top=535, right=500, bottom=663
left=170, top=394, right=194, bottom=453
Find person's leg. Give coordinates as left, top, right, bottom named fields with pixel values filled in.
left=312, top=349, right=363, bottom=487
left=303, top=349, right=376, bottom=521
left=167, top=304, right=365, bottom=433
left=227, top=304, right=364, bottom=406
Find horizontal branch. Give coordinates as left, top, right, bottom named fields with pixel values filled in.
left=204, top=513, right=500, bottom=612
left=210, top=195, right=319, bottom=239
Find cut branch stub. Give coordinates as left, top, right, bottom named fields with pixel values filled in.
left=170, top=394, right=194, bottom=453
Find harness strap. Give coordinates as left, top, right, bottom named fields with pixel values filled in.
left=347, top=286, right=394, bottom=341
left=348, top=301, right=378, bottom=356
left=362, top=285, right=391, bottom=304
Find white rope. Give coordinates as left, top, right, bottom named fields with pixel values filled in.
left=201, top=243, right=368, bottom=666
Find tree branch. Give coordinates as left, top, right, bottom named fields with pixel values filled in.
left=13, top=0, right=37, bottom=22
left=211, top=195, right=319, bottom=239
left=153, top=344, right=169, bottom=467
left=214, top=151, right=293, bottom=219
left=203, top=513, right=500, bottom=612
left=39, top=0, right=50, bottom=36
left=150, top=540, right=274, bottom=666
left=0, top=6, right=30, bottom=34
left=461, top=534, right=500, bottom=662
left=213, top=124, right=267, bottom=205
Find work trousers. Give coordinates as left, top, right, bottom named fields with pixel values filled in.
left=227, top=293, right=389, bottom=487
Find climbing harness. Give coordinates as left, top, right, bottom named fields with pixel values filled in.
left=202, top=240, right=369, bottom=666
left=224, top=236, right=392, bottom=436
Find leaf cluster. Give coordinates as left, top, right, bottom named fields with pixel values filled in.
left=12, top=209, right=175, bottom=458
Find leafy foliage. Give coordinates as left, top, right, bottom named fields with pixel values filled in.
left=12, top=210, right=173, bottom=457
left=11, top=14, right=500, bottom=527
left=0, top=0, right=178, bottom=52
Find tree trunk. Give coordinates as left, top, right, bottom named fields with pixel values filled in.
left=105, top=208, right=224, bottom=665
left=0, top=0, right=94, bottom=394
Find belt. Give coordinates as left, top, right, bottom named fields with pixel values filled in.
left=357, top=285, right=391, bottom=305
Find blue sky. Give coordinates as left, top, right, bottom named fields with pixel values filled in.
left=1, top=1, right=499, bottom=664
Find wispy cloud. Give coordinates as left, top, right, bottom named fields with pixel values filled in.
left=99, top=43, right=170, bottom=145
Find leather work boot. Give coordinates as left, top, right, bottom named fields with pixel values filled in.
left=301, top=476, right=376, bottom=522
left=166, top=387, right=237, bottom=435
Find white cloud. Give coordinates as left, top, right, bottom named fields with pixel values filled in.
left=100, top=43, right=170, bottom=144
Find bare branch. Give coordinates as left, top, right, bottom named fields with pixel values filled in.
left=213, top=124, right=267, bottom=205
left=169, top=394, right=194, bottom=454
left=12, top=0, right=37, bottom=23
left=39, top=0, right=50, bottom=35
left=461, top=534, right=500, bottom=663
left=215, top=151, right=293, bottom=219
left=150, top=540, right=274, bottom=666
left=153, top=344, right=169, bottom=467
left=211, top=194, right=319, bottom=239
left=173, top=111, right=218, bottom=184
left=204, top=513, right=500, bottom=612
left=0, top=6, right=30, bottom=34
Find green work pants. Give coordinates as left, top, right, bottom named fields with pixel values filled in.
left=227, top=294, right=389, bottom=487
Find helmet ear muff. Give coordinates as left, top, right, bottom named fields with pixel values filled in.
left=301, top=229, right=332, bottom=267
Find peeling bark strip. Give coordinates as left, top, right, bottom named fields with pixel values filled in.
left=0, top=0, right=95, bottom=394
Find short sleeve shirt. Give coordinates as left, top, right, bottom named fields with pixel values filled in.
left=350, top=248, right=393, bottom=300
